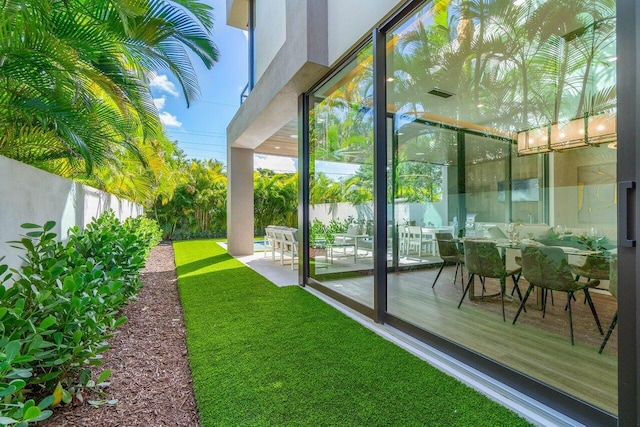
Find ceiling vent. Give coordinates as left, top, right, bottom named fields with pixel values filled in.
left=428, top=88, right=455, bottom=98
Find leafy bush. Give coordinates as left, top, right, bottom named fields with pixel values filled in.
left=0, top=212, right=158, bottom=425
left=170, top=229, right=226, bottom=241
left=123, top=216, right=162, bottom=255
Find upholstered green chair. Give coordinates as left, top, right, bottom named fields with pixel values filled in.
left=432, top=233, right=465, bottom=292
left=458, top=240, right=522, bottom=321
left=513, top=246, right=603, bottom=344
left=571, top=254, right=610, bottom=281
left=599, top=253, right=618, bottom=353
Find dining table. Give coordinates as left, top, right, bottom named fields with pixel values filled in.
left=458, top=238, right=605, bottom=309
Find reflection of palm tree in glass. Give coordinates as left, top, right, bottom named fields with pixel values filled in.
left=390, top=0, right=616, bottom=133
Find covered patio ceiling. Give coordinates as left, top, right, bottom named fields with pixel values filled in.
left=254, top=119, right=298, bottom=158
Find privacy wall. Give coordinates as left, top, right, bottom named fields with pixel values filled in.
left=0, top=156, right=142, bottom=270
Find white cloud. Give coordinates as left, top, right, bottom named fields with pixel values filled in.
left=153, top=96, right=166, bottom=110
left=148, top=73, right=179, bottom=97
left=159, top=111, right=182, bottom=127
left=254, top=155, right=297, bottom=172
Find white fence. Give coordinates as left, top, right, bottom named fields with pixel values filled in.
left=310, top=201, right=449, bottom=228
left=0, top=156, right=143, bottom=271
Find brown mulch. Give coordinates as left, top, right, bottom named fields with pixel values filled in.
left=42, top=242, right=199, bottom=427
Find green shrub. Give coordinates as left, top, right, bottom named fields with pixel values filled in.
left=123, top=217, right=162, bottom=255
left=0, top=212, right=157, bottom=425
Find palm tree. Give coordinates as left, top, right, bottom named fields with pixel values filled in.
left=0, top=0, right=218, bottom=182
left=254, top=170, right=298, bottom=231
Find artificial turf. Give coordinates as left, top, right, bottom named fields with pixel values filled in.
left=174, top=239, right=531, bottom=426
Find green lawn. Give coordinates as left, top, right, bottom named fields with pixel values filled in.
left=174, top=239, right=531, bottom=426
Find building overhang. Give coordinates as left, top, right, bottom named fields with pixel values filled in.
left=226, top=0, right=330, bottom=156
left=226, top=0, right=248, bottom=29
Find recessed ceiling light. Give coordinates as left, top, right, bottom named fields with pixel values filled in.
left=289, top=134, right=297, bottom=138
left=275, top=146, right=281, bottom=149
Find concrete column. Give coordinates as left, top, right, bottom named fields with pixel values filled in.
left=227, top=147, right=255, bottom=255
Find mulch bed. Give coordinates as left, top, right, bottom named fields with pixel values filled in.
left=42, top=242, right=199, bottom=426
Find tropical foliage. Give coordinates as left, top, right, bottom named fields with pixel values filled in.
left=308, top=0, right=615, bottom=211
left=0, top=0, right=218, bottom=204
left=0, top=213, right=160, bottom=425
left=391, top=0, right=616, bottom=132
left=151, top=157, right=227, bottom=239
left=150, top=162, right=299, bottom=239
left=254, top=169, right=298, bottom=233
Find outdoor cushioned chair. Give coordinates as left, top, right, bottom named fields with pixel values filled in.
left=513, top=245, right=603, bottom=344
left=406, top=226, right=432, bottom=258
left=458, top=240, right=522, bottom=322
left=281, top=228, right=298, bottom=270
left=432, top=233, right=465, bottom=292
left=264, top=226, right=279, bottom=260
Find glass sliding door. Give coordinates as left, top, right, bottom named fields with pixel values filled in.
left=307, top=45, right=375, bottom=308
left=385, top=0, right=617, bottom=415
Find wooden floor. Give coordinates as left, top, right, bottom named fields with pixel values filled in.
left=312, top=257, right=618, bottom=416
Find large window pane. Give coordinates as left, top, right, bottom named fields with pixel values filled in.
left=308, top=46, right=374, bottom=307
left=386, top=0, right=617, bottom=414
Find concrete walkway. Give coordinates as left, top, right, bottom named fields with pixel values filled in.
left=217, top=242, right=298, bottom=287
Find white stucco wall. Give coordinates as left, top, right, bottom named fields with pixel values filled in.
left=255, top=0, right=287, bottom=81
left=0, top=156, right=142, bottom=271
left=327, top=0, right=403, bottom=65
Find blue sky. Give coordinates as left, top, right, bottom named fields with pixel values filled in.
left=148, top=0, right=355, bottom=176
left=148, top=0, right=251, bottom=166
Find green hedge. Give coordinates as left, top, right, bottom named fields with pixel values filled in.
left=0, top=212, right=160, bottom=425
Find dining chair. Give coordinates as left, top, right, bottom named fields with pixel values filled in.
left=599, top=253, right=618, bottom=353
left=513, top=245, right=603, bottom=344
left=458, top=240, right=522, bottom=321
left=432, top=233, right=465, bottom=292
left=571, top=253, right=610, bottom=281
left=569, top=253, right=610, bottom=310
left=406, top=226, right=429, bottom=258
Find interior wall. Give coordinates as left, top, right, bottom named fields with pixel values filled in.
left=551, top=145, right=617, bottom=238
left=465, top=159, right=507, bottom=223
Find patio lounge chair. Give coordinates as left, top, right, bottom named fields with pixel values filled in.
left=281, top=228, right=298, bottom=270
